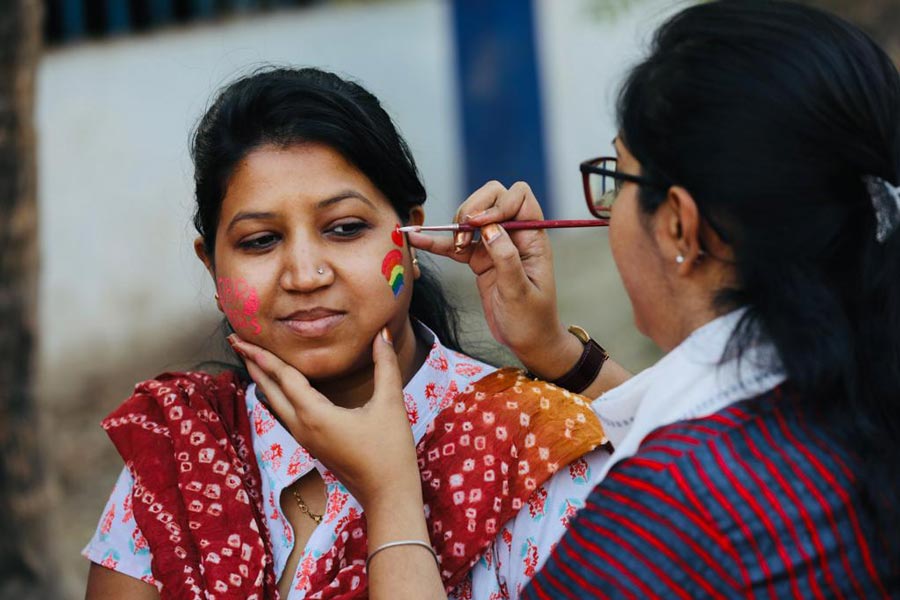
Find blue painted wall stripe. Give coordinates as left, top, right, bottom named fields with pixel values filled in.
left=450, top=0, right=552, bottom=216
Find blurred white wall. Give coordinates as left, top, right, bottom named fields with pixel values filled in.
left=36, top=0, right=678, bottom=373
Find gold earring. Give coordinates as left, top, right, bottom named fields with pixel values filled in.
left=214, top=293, right=219, bottom=301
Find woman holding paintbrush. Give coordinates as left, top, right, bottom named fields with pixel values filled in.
left=235, top=1, right=900, bottom=597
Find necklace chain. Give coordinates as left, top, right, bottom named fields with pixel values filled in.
left=292, top=487, right=324, bottom=525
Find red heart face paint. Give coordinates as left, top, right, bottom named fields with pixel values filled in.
left=391, top=223, right=404, bottom=247
left=382, top=224, right=406, bottom=298
left=217, top=277, right=262, bottom=335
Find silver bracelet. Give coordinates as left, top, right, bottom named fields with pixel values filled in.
left=365, top=539, right=439, bottom=572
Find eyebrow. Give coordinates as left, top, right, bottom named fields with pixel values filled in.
left=316, top=191, right=376, bottom=210
left=227, top=211, right=278, bottom=233
left=226, top=191, right=376, bottom=233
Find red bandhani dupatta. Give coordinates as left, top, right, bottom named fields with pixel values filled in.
left=103, top=368, right=605, bottom=599
left=103, top=371, right=278, bottom=600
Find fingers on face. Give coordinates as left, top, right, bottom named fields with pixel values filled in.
left=228, top=335, right=311, bottom=425
left=371, top=331, right=404, bottom=402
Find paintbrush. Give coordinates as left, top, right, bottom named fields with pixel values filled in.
left=398, top=219, right=609, bottom=233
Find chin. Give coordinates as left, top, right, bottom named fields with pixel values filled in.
left=286, top=348, right=371, bottom=383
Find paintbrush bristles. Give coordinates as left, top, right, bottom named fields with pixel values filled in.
left=398, top=224, right=460, bottom=233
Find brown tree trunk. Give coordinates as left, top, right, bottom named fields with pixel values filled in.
left=0, top=1, right=57, bottom=598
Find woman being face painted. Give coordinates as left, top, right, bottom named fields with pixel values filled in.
left=84, top=67, right=608, bottom=600
left=200, top=142, right=425, bottom=406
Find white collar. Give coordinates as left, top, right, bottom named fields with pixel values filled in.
left=592, top=308, right=786, bottom=479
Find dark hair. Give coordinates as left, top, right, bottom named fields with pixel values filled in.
left=191, top=66, right=465, bottom=352
left=618, top=0, right=900, bottom=547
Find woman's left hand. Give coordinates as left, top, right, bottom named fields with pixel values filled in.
left=228, top=329, right=422, bottom=511
left=231, top=331, right=447, bottom=599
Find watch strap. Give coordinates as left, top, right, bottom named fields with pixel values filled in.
left=549, top=327, right=609, bottom=394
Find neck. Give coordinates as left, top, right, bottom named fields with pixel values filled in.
left=311, top=319, right=427, bottom=409
left=657, top=259, right=738, bottom=353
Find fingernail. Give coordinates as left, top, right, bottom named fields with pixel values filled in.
left=454, top=231, right=465, bottom=249
left=228, top=335, right=249, bottom=358
left=381, top=327, right=393, bottom=344
left=483, top=224, right=502, bottom=244
left=470, top=210, right=488, bottom=220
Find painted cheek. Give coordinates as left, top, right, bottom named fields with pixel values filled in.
left=381, top=249, right=405, bottom=298
left=243, top=288, right=260, bottom=316
left=216, top=276, right=263, bottom=335
left=380, top=224, right=407, bottom=298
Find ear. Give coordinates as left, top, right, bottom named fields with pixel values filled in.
left=194, top=237, right=223, bottom=313
left=407, top=206, right=425, bottom=279
left=656, top=186, right=704, bottom=276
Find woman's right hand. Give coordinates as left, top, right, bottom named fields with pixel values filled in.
left=408, top=181, right=584, bottom=380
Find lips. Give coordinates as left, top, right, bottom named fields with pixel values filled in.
left=278, top=308, right=346, bottom=338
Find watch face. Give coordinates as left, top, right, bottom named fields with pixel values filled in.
left=568, top=325, right=591, bottom=344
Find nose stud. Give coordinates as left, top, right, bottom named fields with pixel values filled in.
left=317, top=267, right=325, bottom=275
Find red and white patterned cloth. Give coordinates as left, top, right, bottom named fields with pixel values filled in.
left=84, top=327, right=611, bottom=598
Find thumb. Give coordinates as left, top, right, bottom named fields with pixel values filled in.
left=371, top=327, right=404, bottom=403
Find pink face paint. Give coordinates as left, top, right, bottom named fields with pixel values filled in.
left=217, top=276, right=262, bottom=335
left=381, top=249, right=405, bottom=298
left=243, top=288, right=260, bottom=317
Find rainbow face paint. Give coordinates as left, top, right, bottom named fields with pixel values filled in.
left=381, top=224, right=406, bottom=297
left=382, top=250, right=405, bottom=297
left=217, top=277, right=262, bottom=335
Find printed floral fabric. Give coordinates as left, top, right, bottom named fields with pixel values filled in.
left=84, top=329, right=612, bottom=598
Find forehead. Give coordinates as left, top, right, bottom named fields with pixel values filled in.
left=221, top=143, right=393, bottom=215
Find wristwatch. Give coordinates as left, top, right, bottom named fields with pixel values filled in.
left=548, top=325, right=609, bottom=394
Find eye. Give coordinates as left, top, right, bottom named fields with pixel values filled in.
left=327, top=220, right=370, bottom=238
left=238, top=233, right=279, bottom=251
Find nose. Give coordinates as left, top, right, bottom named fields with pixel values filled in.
left=278, top=239, right=333, bottom=292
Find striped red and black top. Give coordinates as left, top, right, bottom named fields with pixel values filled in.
left=523, top=385, right=897, bottom=599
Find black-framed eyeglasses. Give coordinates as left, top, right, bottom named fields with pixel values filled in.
left=579, top=157, right=667, bottom=220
